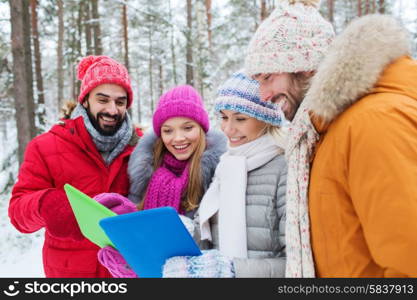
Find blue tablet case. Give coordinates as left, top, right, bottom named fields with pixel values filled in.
left=99, top=206, right=202, bottom=278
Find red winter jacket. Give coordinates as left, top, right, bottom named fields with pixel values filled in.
left=8, top=116, right=142, bottom=278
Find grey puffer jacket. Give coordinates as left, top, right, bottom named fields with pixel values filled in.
left=203, top=154, right=287, bottom=277
left=127, top=129, right=227, bottom=217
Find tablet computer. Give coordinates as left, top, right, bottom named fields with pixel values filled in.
left=64, top=184, right=117, bottom=248
left=99, top=206, right=202, bottom=278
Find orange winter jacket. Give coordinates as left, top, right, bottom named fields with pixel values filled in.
left=309, top=56, right=417, bottom=277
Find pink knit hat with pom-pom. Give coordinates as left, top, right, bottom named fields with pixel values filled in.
left=152, top=85, right=209, bottom=136
left=77, top=55, right=133, bottom=108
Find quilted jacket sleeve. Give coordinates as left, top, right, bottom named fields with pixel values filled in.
left=233, top=156, right=287, bottom=278
left=8, top=138, right=53, bottom=233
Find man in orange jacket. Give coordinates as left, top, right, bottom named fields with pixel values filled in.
left=9, top=56, right=142, bottom=277
left=245, top=1, right=417, bottom=277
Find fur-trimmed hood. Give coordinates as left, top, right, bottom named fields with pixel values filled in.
left=127, top=128, right=227, bottom=203
left=304, top=14, right=412, bottom=123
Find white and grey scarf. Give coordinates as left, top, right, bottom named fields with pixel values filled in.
left=71, top=104, right=133, bottom=165
left=198, top=133, right=283, bottom=258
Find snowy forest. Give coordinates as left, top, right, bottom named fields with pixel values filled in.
left=0, top=0, right=416, bottom=277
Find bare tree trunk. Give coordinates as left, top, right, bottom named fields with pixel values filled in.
left=71, top=64, right=77, bottom=102
left=186, top=0, right=194, bottom=86
left=57, top=0, right=64, bottom=110
left=365, top=0, right=370, bottom=14
left=266, top=0, right=273, bottom=14
left=254, top=0, right=259, bottom=30
left=158, top=63, right=163, bottom=98
left=121, top=1, right=132, bottom=118
left=68, top=2, right=81, bottom=101
left=169, top=0, right=178, bottom=85
left=195, top=0, right=208, bottom=99
left=345, top=0, right=355, bottom=25
left=358, top=0, right=362, bottom=16
left=371, top=0, right=376, bottom=13
left=205, top=0, right=212, bottom=48
left=73, top=2, right=83, bottom=100
left=327, top=0, right=334, bottom=23
left=91, top=0, right=103, bottom=55
left=378, top=0, right=385, bottom=13
left=84, top=1, right=93, bottom=56
left=9, top=0, right=36, bottom=166
left=148, top=29, right=154, bottom=114
left=77, top=3, right=83, bottom=56
left=30, top=0, right=45, bottom=128
left=122, top=2, right=129, bottom=72
left=260, top=0, right=267, bottom=21
left=136, top=70, right=142, bottom=124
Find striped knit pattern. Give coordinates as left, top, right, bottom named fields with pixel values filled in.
left=215, top=72, right=283, bottom=126
left=163, top=250, right=235, bottom=278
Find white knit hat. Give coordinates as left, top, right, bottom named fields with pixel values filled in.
left=245, top=0, right=335, bottom=77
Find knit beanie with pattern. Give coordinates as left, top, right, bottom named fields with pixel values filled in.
left=77, top=55, right=134, bottom=108
left=152, top=85, right=210, bottom=136
left=244, top=0, right=335, bottom=77
left=215, top=72, right=283, bottom=126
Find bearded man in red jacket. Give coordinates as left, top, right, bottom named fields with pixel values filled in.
left=8, top=55, right=142, bottom=278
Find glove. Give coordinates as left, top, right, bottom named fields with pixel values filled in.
left=39, top=189, right=84, bottom=241
left=163, top=249, right=235, bottom=278
left=94, top=193, right=137, bottom=214
left=179, top=215, right=195, bottom=236
left=98, top=246, right=138, bottom=278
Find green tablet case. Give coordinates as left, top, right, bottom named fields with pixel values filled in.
left=64, top=184, right=116, bottom=248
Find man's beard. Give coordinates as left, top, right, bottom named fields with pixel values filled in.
left=271, top=92, right=303, bottom=122
left=85, top=107, right=125, bottom=136
left=271, top=77, right=309, bottom=122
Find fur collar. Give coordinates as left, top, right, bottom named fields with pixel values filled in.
left=305, top=14, right=410, bottom=123
left=127, top=128, right=227, bottom=203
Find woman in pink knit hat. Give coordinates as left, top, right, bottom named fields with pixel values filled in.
left=95, top=85, right=227, bottom=277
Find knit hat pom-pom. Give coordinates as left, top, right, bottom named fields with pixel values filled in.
left=286, top=0, right=321, bottom=8
left=77, top=55, right=108, bottom=80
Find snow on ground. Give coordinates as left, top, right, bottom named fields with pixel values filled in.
left=0, top=194, right=45, bottom=278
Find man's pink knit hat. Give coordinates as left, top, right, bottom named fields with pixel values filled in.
left=77, top=55, right=134, bottom=108
left=152, top=85, right=209, bottom=136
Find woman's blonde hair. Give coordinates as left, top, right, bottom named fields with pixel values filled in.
left=260, top=123, right=287, bottom=150
left=137, top=126, right=206, bottom=212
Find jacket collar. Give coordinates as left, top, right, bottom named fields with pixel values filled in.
left=50, top=117, right=138, bottom=167
left=303, top=15, right=411, bottom=128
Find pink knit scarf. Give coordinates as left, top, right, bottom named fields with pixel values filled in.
left=143, top=152, right=189, bottom=213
